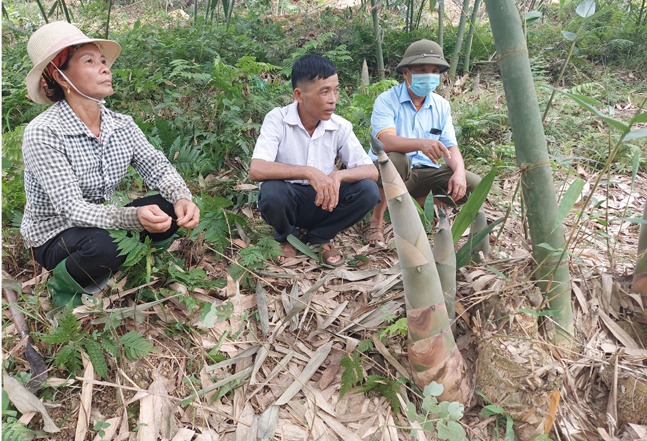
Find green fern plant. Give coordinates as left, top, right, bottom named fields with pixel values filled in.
left=39, top=303, right=154, bottom=379
left=230, top=235, right=283, bottom=287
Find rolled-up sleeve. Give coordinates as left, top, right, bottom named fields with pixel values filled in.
left=22, top=125, right=143, bottom=231
left=337, top=123, right=374, bottom=169
left=371, top=94, right=397, bottom=137
left=252, top=108, right=283, bottom=162
left=439, top=107, right=458, bottom=148
left=129, top=125, right=192, bottom=205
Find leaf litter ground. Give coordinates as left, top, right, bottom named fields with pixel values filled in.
left=3, top=168, right=646, bottom=440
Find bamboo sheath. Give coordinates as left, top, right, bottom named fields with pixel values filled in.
left=372, top=135, right=471, bottom=404
left=433, top=208, right=457, bottom=320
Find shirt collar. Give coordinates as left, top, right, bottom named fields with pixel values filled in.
left=54, top=100, right=129, bottom=139
left=398, top=82, right=434, bottom=110
left=283, top=101, right=338, bottom=139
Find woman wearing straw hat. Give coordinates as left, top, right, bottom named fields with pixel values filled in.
left=21, top=21, right=200, bottom=307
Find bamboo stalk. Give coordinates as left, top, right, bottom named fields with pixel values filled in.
left=462, top=0, right=481, bottom=73
left=447, top=0, right=471, bottom=83
left=632, top=204, right=647, bottom=304
left=34, top=0, right=49, bottom=23
left=484, top=0, right=573, bottom=341
left=371, top=0, right=385, bottom=81
left=105, top=0, right=113, bottom=39
left=371, top=135, right=471, bottom=404
left=225, top=0, right=235, bottom=30
left=438, top=0, right=444, bottom=47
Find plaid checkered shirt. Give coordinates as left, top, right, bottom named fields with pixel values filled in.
left=21, top=100, right=192, bottom=248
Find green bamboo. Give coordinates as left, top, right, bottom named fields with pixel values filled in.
left=193, top=0, right=198, bottom=24
left=447, top=0, right=471, bottom=83
left=225, top=0, right=235, bottom=30
left=205, top=0, right=212, bottom=20
left=105, top=0, right=113, bottom=38
left=433, top=207, right=457, bottom=320
left=462, top=0, right=481, bottom=73
left=415, top=0, right=427, bottom=30
left=632, top=203, right=647, bottom=304
left=2, top=3, right=8, bottom=19
left=371, top=135, right=471, bottom=404
left=438, top=0, right=444, bottom=47
left=371, top=0, right=385, bottom=81
left=60, top=0, right=71, bottom=23
left=484, top=0, right=573, bottom=341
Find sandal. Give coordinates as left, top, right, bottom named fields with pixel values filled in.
left=320, top=243, right=345, bottom=267
left=364, top=225, right=385, bottom=246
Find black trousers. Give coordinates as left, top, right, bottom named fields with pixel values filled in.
left=33, top=194, right=178, bottom=287
left=257, top=179, right=380, bottom=244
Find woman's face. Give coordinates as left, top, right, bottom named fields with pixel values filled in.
left=56, top=44, right=113, bottom=100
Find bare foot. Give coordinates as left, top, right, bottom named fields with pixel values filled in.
left=321, top=243, right=345, bottom=267
left=278, top=242, right=297, bottom=263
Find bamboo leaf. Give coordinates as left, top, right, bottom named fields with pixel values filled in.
left=505, top=415, right=514, bottom=441
left=451, top=166, right=497, bottom=244
left=456, top=218, right=502, bottom=268
left=255, top=280, right=270, bottom=336
left=561, top=30, right=577, bottom=41
left=258, top=405, right=279, bottom=441
left=575, top=0, right=595, bottom=18
left=547, top=86, right=630, bottom=133
left=47, top=0, right=58, bottom=18
left=631, top=150, right=639, bottom=188
left=275, top=341, right=333, bottom=406
left=610, top=217, right=647, bottom=224
left=552, top=178, right=584, bottom=233
left=630, top=111, right=647, bottom=125
left=523, top=11, right=541, bottom=23
left=623, top=127, right=647, bottom=142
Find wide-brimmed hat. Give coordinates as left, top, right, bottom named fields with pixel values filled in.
left=26, top=21, right=121, bottom=104
left=395, top=39, right=450, bottom=74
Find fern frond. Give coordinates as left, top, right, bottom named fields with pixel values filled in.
left=120, top=331, right=155, bottom=360
left=40, top=303, right=80, bottom=344
left=54, top=344, right=83, bottom=375
left=84, top=340, right=108, bottom=379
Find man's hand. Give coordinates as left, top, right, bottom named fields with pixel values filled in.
left=309, top=168, right=341, bottom=212
left=447, top=171, right=467, bottom=201
left=137, top=205, right=172, bottom=233
left=420, top=139, right=452, bottom=165
left=175, top=199, right=200, bottom=229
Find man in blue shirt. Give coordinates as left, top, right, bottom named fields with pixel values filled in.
left=365, top=39, right=482, bottom=245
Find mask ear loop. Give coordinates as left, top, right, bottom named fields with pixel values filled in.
left=53, top=64, right=106, bottom=106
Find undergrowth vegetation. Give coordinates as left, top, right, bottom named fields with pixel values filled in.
left=1, top=0, right=646, bottom=437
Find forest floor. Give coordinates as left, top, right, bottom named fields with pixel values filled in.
left=3, top=165, right=646, bottom=440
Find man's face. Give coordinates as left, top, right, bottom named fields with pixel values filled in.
left=294, top=74, right=340, bottom=122
left=403, top=64, right=441, bottom=85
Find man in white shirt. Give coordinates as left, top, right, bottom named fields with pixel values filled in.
left=249, top=55, right=379, bottom=266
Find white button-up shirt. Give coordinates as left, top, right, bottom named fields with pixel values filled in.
left=252, top=102, right=374, bottom=185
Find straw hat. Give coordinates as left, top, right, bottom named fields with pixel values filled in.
left=26, top=21, right=121, bottom=104
left=395, top=39, right=450, bottom=74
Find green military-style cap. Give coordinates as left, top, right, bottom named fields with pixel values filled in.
left=395, top=39, right=450, bottom=74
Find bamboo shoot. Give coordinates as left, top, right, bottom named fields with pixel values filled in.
left=371, top=135, right=471, bottom=404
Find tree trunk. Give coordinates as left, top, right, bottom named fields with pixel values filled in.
left=484, top=0, right=573, bottom=341
left=447, top=0, right=471, bottom=83
left=371, top=135, right=471, bottom=404
left=371, top=0, right=386, bottom=81
left=463, top=0, right=481, bottom=73
left=438, top=0, right=444, bottom=48
left=632, top=203, right=647, bottom=304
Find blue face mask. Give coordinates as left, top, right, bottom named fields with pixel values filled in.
left=407, top=73, right=441, bottom=97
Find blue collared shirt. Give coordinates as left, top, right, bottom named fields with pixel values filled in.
left=369, top=82, right=458, bottom=168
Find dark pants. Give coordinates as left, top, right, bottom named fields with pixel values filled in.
left=33, top=194, right=178, bottom=287
left=377, top=152, right=481, bottom=206
left=257, top=179, right=380, bottom=244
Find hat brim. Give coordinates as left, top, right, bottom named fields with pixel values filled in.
left=26, top=39, right=121, bottom=105
left=396, top=56, right=450, bottom=74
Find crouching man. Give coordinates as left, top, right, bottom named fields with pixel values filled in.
left=249, top=54, right=380, bottom=266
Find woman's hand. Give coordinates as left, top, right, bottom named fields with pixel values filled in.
left=137, top=205, right=172, bottom=233
left=175, top=199, right=200, bottom=229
